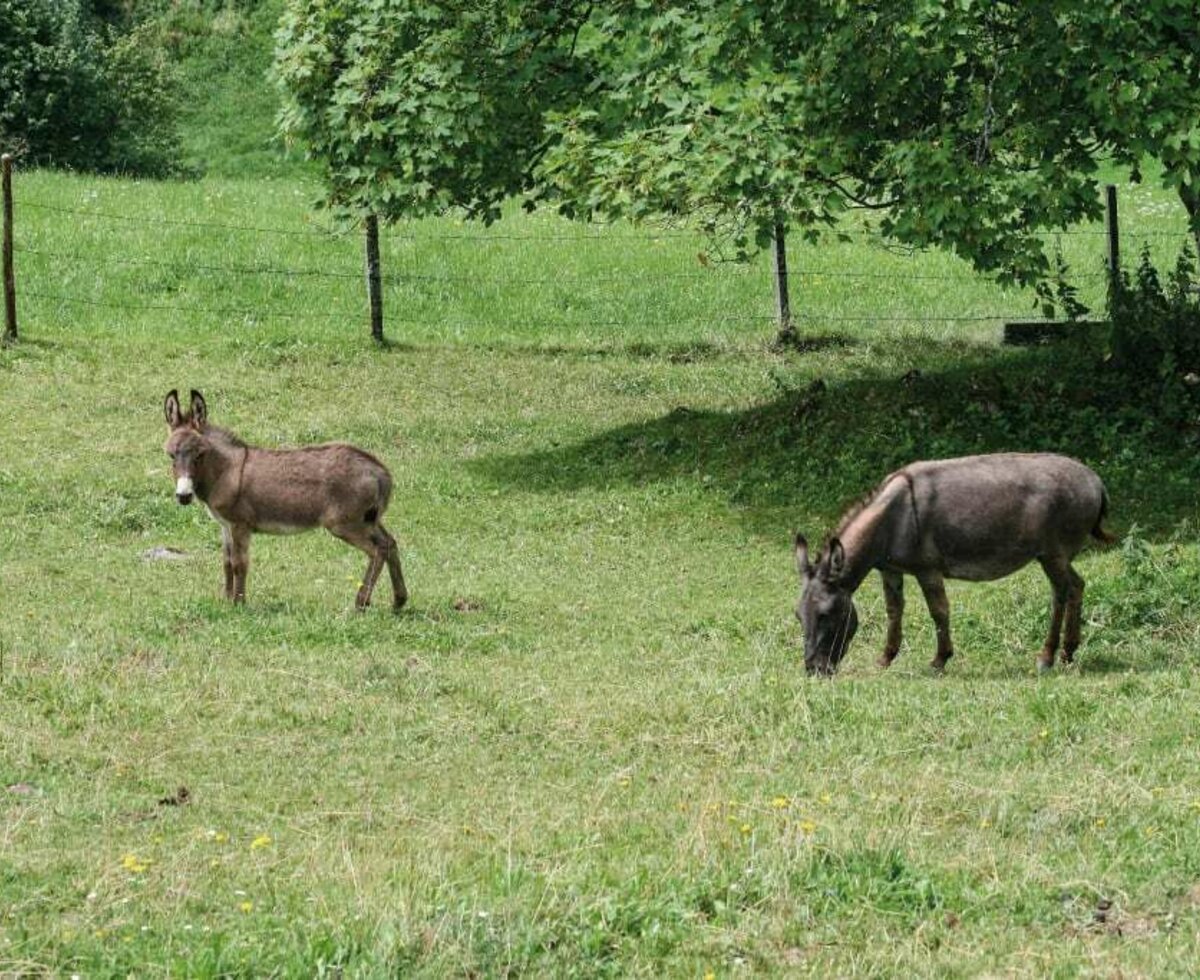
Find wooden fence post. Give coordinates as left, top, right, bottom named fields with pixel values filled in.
left=772, top=221, right=793, bottom=341
left=364, top=213, right=383, bottom=343
left=1105, top=184, right=1120, bottom=294
left=2, top=153, right=17, bottom=344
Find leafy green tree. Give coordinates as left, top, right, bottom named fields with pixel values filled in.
left=275, top=1, right=1200, bottom=285
left=274, top=0, right=592, bottom=223
left=540, top=1, right=1200, bottom=283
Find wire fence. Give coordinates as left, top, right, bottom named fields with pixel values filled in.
left=6, top=179, right=1198, bottom=346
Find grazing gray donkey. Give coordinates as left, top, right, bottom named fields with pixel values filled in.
left=163, top=389, right=407, bottom=611
left=794, top=453, right=1113, bottom=676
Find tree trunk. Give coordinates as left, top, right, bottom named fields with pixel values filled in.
left=1180, top=183, right=1200, bottom=261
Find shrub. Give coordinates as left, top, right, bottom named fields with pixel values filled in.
left=1108, top=243, right=1200, bottom=385
left=0, top=0, right=181, bottom=176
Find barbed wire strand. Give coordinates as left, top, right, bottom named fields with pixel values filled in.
left=24, top=288, right=1038, bottom=325
left=13, top=246, right=761, bottom=284
left=16, top=244, right=1094, bottom=284
left=17, top=198, right=1194, bottom=244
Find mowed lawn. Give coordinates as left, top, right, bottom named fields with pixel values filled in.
left=2, top=170, right=1200, bottom=975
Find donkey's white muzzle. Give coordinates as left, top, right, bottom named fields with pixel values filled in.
left=175, top=476, right=195, bottom=505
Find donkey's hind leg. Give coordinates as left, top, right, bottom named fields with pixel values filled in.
left=915, top=571, right=954, bottom=672
left=329, top=522, right=387, bottom=610
left=1061, top=564, right=1085, bottom=665
left=1037, top=556, right=1074, bottom=672
left=377, top=522, right=408, bottom=611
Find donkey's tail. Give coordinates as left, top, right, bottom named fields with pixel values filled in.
left=1091, top=487, right=1117, bottom=546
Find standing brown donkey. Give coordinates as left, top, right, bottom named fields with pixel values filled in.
left=163, top=389, right=407, bottom=610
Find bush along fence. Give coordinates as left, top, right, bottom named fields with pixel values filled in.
left=1, top=160, right=1193, bottom=349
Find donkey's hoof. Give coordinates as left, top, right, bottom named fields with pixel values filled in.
left=877, top=654, right=896, bottom=669
left=392, top=595, right=408, bottom=613
left=1036, top=658, right=1054, bottom=674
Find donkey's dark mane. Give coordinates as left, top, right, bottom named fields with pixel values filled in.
left=202, top=422, right=248, bottom=449
left=833, top=480, right=888, bottom=537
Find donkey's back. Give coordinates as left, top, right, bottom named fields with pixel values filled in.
left=901, top=453, right=1107, bottom=581
left=237, top=443, right=393, bottom=532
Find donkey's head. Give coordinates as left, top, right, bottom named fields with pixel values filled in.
left=163, top=389, right=209, bottom=505
left=794, top=533, right=859, bottom=676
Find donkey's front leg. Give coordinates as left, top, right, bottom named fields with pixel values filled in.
left=915, top=571, right=954, bottom=671
left=878, top=570, right=904, bottom=668
left=220, top=524, right=235, bottom=600
left=229, top=524, right=252, bottom=604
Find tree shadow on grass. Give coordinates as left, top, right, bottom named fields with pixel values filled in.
left=475, top=332, right=1200, bottom=543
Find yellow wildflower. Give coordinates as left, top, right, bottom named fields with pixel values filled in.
left=818, top=793, right=831, bottom=805
left=798, top=819, right=817, bottom=835
left=239, top=900, right=253, bottom=913
left=771, top=796, right=790, bottom=809
left=739, top=823, right=752, bottom=835
left=121, top=854, right=150, bottom=873
left=250, top=834, right=272, bottom=850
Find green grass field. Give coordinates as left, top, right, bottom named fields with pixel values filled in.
left=3, top=165, right=1200, bottom=975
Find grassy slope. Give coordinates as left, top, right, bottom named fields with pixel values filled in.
left=162, top=0, right=311, bottom=180
left=1, top=168, right=1200, bottom=976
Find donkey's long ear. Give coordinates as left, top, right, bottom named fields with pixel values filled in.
left=794, top=532, right=813, bottom=579
left=164, top=389, right=183, bottom=428
left=189, top=390, right=208, bottom=429
left=824, top=537, right=847, bottom=581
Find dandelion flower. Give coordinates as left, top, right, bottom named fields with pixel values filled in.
left=771, top=796, right=790, bottom=809
left=798, top=819, right=817, bottom=835
left=1094, top=818, right=1106, bottom=829
left=818, top=793, right=831, bottom=805
left=239, top=900, right=253, bottom=913
left=250, top=834, right=272, bottom=850
left=740, top=823, right=752, bottom=835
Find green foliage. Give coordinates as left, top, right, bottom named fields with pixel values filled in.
left=274, top=0, right=592, bottom=222
left=540, top=1, right=1200, bottom=282
left=0, top=0, right=181, bottom=176
left=1109, top=244, right=1200, bottom=384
